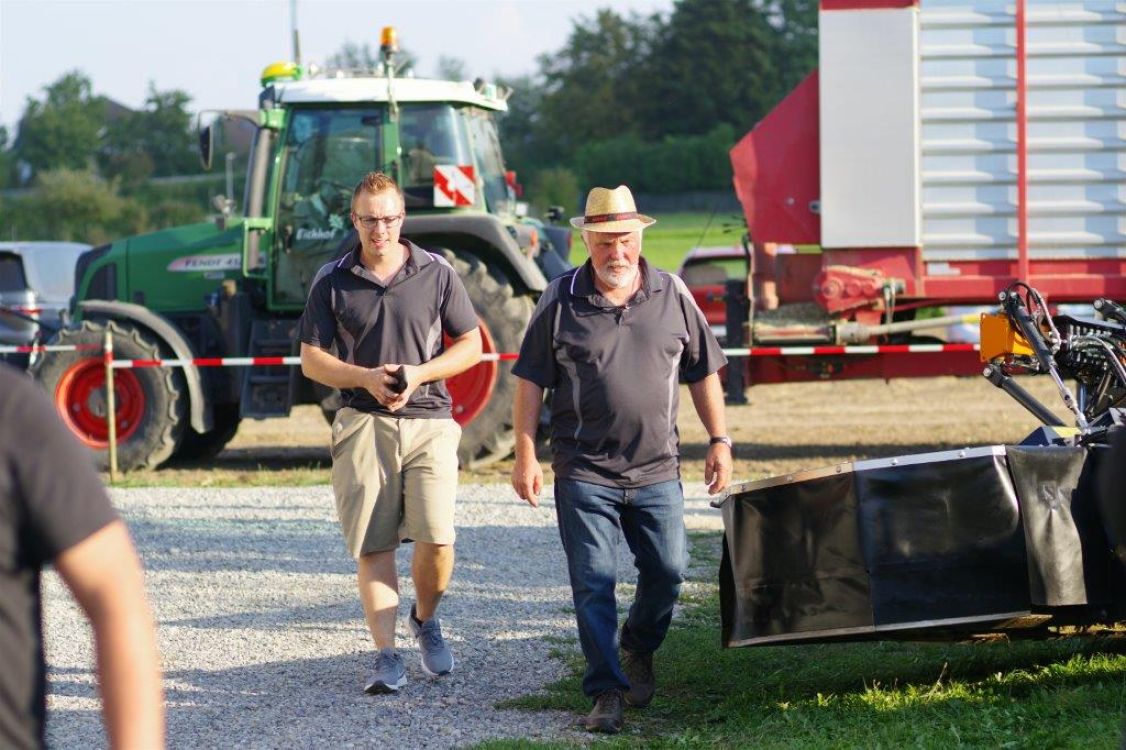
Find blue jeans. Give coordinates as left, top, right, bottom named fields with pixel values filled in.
left=554, top=478, right=687, bottom=698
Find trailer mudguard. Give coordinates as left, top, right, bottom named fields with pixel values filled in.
left=78, top=300, right=212, bottom=434
left=402, top=214, right=548, bottom=294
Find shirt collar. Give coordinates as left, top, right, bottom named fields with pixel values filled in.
left=345, top=239, right=428, bottom=286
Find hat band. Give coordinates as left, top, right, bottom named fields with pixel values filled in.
left=584, top=211, right=639, bottom=224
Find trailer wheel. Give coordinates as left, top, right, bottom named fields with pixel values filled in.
left=33, top=320, right=186, bottom=471
left=173, top=404, right=241, bottom=462
left=438, top=249, right=534, bottom=468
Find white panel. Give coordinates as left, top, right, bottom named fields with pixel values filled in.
left=918, top=0, right=1126, bottom=261
left=820, top=9, right=921, bottom=248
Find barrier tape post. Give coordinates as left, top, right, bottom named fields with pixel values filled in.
left=104, top=329, right=119, bottom=484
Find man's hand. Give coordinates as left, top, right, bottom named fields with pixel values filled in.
left=381, top=364, right=419, bottom=412
left=704, top=442, right=733, bottom=496
left=364, top=364, right=418, bottom=410
left=511, top=453, right=544, bottom=508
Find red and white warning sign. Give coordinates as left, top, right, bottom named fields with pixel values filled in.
left=433, top=165, right=476, bottom=207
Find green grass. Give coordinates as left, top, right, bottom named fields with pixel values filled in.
left=565, top=210, right=747, bottom=271
left=482, top=532, right=1126, bottom=749
left=101, top=463, right=332, bottom=488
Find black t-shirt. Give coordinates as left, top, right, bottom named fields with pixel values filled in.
left=298, top=240, right=479, bottom=418
left=0, top=364, right=117, bottom=749
left=513, top=259, right=727, bottom=487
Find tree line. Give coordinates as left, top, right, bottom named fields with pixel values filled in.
left=1, top=0, right=815, bottom=241
left=499, top=0, right=814, bottom=209
left=0, top=70, right=218, bottom=243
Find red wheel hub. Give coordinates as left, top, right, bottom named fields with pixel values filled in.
left=55, top=357, right=146, bottom=448
left=446, top=318, right=498, bottom=426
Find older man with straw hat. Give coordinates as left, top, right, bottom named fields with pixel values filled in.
left=511, top=185, right=733, bottom=733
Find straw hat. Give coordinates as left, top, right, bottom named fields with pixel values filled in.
left=570, top=185, right=657, bottom=232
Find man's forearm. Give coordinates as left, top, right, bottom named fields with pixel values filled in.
left=300, top=343, right=373, bottom=390
left=415, top=329, right=483, bottom=383
left=56, top=521, right=165, bottom=749
left=688, top=372, right=728, bottom=437
left=513, top=377, right=544, bottom=460
left=93, top=591, right=165, bottom=749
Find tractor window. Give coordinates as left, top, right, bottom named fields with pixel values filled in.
left=280, top=108, right=380, bottom=237
left=464, top=107, right=511, bottom=214
left=399, top=103, right=473, bottom=207
left=273, top=108, right=382, bottom=306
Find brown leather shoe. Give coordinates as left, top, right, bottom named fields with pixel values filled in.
left=621, top=648, right=655, bottom=708
left=583, top=689, right=624, bottom=733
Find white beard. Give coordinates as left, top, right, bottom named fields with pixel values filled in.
left=596, top=263, right=639, bottom=290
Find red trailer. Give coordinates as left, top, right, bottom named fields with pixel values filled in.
left=710, top=0, right=1126, bottom=387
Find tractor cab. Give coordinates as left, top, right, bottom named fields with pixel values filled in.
left=215, top=35, right=532, bottom=309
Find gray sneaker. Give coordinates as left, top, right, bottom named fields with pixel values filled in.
left=364, top=648, right=407, bottom=694
left=409, top=604, right=455, bottom=676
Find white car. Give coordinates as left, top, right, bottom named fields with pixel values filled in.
left=0, top=242, right=91, bottom=369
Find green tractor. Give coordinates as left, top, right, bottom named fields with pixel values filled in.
left=34, top=29, right=568, bottom=471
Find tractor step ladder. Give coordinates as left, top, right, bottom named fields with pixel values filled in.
left=240, top=320, right=297, bottom=418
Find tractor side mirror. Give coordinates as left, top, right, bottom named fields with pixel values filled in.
left=199, top=123, right=214, bottom=171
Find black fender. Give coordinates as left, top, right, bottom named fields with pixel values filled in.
left=401, top=214, right=548, bottom=294
left=78, top=300, right=212, bottom=434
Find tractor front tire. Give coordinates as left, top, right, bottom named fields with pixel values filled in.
left=33, top=320, right=186, bottom=471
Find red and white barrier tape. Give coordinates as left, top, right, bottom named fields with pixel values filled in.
left=728, top=343, right=981, bottom=357
left=0, top=343, right=101, bottom=354
left=102, top=344, right=979, bottom=369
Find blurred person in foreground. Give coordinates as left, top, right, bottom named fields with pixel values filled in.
left=0, top=363, right=163, bottom=749
left=300, top=171, right=482, bottom=694
left=510, top=185, right=733, bottom=733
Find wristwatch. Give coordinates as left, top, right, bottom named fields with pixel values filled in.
left=709, top=435, right=733, bottom=448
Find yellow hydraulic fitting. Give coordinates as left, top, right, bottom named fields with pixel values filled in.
left=979, top=312, right=1033, bottom=362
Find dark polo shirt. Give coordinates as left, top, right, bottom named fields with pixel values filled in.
left=0, top=364, right=118, bottom=749
left=513, top=258, right=726, bottom=488
left=298, top=240, right=479, bottom=419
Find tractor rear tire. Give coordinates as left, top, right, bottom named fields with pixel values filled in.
left=173, top=403, right=241, bottom=462
left=33, top=320, right=186, bottom=471
left=439, top=250, right=534, bottom=468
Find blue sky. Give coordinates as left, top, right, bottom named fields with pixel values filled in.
left=0, top=0, right=673, bottom=133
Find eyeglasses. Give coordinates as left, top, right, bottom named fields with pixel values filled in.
left=354, top=213, right=404, bottom=229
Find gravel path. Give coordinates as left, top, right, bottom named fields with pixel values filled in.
left=43, top=482, right=725, bottom=748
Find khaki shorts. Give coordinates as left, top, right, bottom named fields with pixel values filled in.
left=330, top=408, right=461, bottom=558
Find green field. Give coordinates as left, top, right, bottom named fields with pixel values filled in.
left=482, top=533, right=1126, bottom=749
left=563, top=211, right=748, bottom=271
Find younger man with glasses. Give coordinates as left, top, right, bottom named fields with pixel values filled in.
left=299, top=171, right=482, bottom=694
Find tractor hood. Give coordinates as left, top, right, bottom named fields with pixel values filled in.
left=87, top=221, right=247, bottom=312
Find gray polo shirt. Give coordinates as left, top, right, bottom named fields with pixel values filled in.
left=513, top=258, right=726, bottom=487
left=299, top=240, right=478, bottom=419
